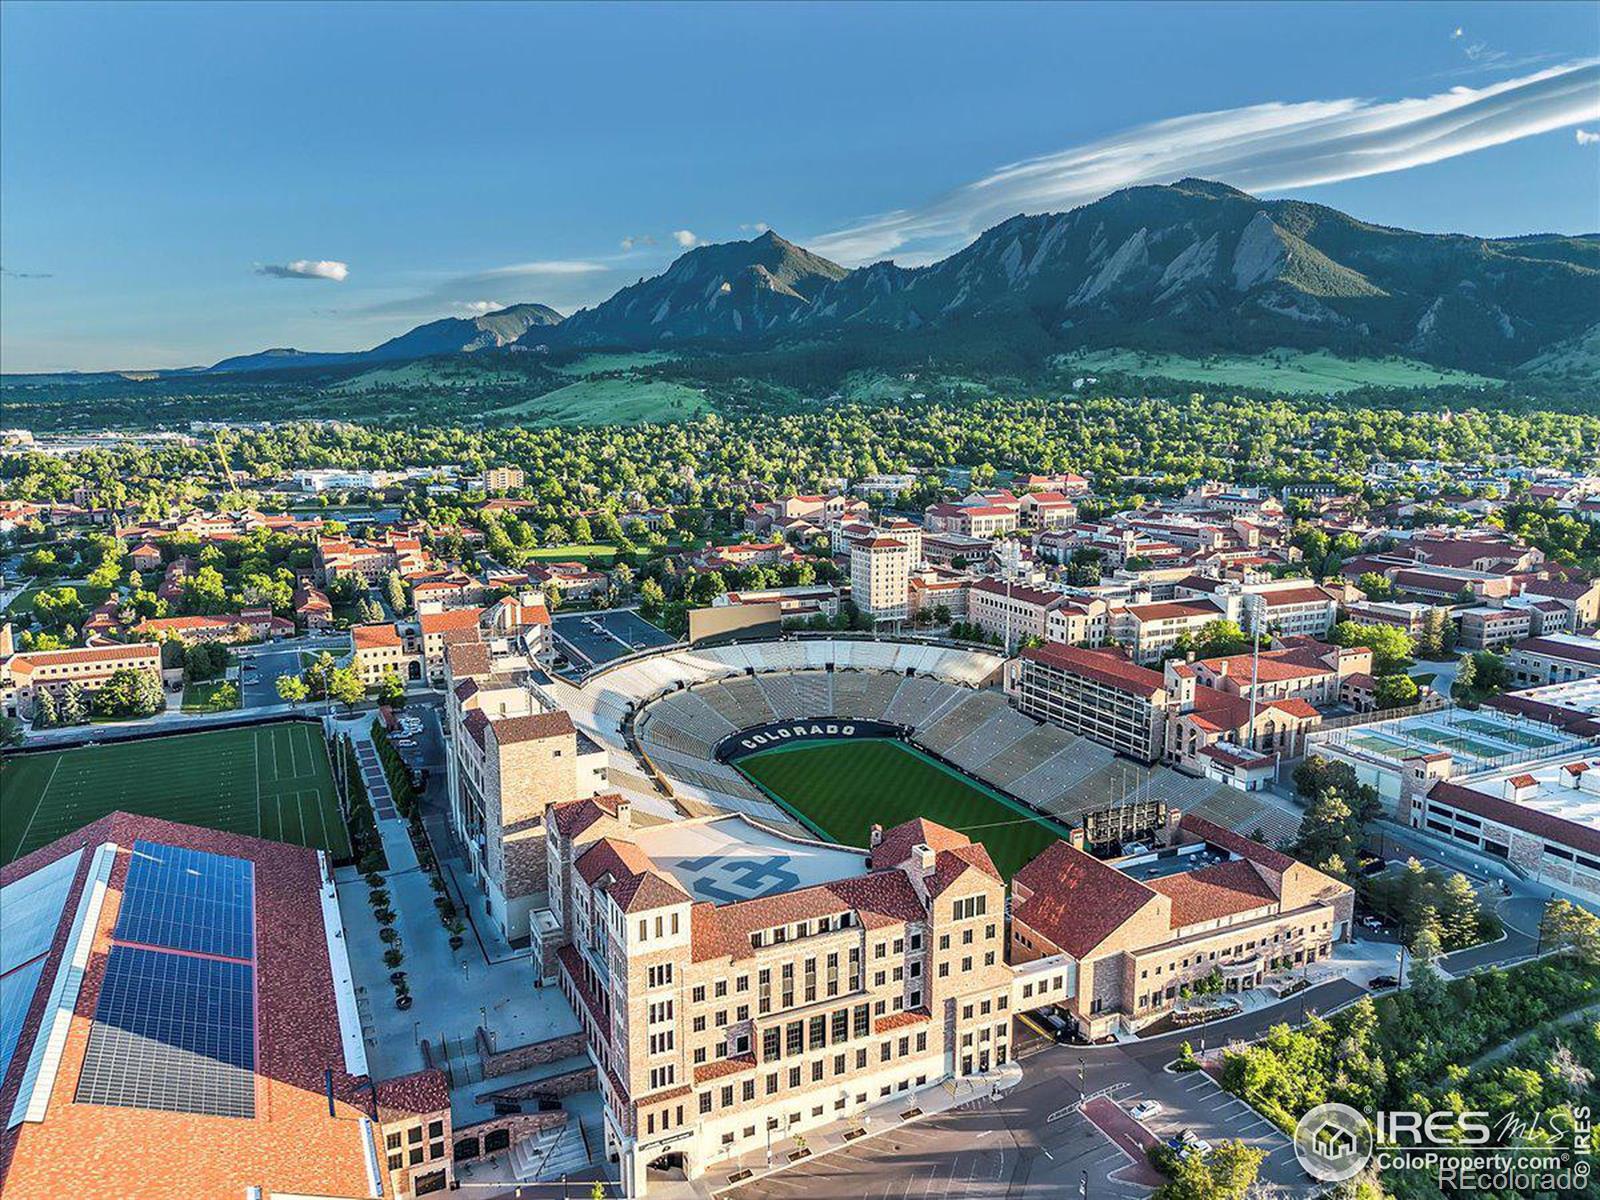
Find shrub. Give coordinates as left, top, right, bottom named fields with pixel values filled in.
left=379, top=927, right=399, bottom=944
left=383, top=947, right=404, bottom=969
left=374, top=908, right=396, bottom=926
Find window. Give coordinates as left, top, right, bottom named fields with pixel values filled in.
left=647, top=964, right=673, bottom=988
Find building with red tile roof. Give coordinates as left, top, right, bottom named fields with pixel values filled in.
left=0, top=813, right=448, bottom=1200
left=1009, top=812, right=1351, bottom=1039
left=1, top=641, right=162, bottom=721
left=544, top=810, right=1016, bottom=1194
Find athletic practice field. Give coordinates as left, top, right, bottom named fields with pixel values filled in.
left=734, top=738, right=1066, bottom=879
left=0, top=722, right=350, bottom=865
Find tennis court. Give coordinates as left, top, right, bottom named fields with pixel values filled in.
left=1, top=722, right=350, bottom=865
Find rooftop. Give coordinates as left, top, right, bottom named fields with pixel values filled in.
left=0, top=814, right=406, bottom=1200
left=631, top=813, right=868, bottom=903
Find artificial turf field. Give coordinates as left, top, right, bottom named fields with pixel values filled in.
left=733, top=738, right=1067, bottom=879
left=0, top=722, right=351, bottom=865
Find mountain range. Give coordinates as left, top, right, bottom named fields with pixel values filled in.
left=174, top=180, right=1600, bottom=379
left=206, top=302, right=562, bottom=373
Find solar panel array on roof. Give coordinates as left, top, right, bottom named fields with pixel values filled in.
left=0, top=848, right=84, bottom=976
left=76, top=946, right=256, bottom=1118
left=0, top=960, right=49, bottom=1086
left=114, top=841, right=254, bottom=960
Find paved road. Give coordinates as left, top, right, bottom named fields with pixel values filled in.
left=239, top=640, right=312, bottom=707
left=729, top=980, right=1368, bottom=1199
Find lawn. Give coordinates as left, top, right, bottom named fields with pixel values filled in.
left=550, top=350, right=678, bottom=376
left=0, top=722, right=351, bottom=865
left=734, top=738, right=1066, bottom=879
left=4, top=581, right=112, bottom=616
left=522, top=544, right=621, bottom=563
left=1059, top=348, right=1501, bottom=394
left=181, top=679, right=240, bottom=713
left=490, top=377, right=709, bottom=426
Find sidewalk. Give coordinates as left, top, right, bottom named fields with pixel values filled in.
left=666, top=1062, right=1024, bottom=1198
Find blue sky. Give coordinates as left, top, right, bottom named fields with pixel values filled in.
left=2, top=1, right=1596, bottom=372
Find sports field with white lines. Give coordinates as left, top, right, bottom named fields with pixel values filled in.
left=0, top=722, right=350, bottom=865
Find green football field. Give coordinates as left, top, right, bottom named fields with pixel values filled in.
left=734, top=738, right=1066, bottom=879
left=0, top=722, right=351, bottom=865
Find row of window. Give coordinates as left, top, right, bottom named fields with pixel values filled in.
left=698, top=1031, right=936, bottom=1117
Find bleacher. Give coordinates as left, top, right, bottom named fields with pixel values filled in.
left=945, top=706, right=1037, bottom=775
left=791, top=671, right=833, bottom=716
left=883, top=675, right=953, bottom=728
left=562, top=636, right=1301, bottom=852
left=917, top=691, right=1006, bottom=757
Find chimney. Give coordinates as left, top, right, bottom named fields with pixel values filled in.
left=869, top=823, right=884, bottom=848
left=914, top=844, right=937, bottom=873
left=1069, top=827, right=1087, bottom=851
left=616, top=799, right=633, bottom=828
left=1165, top=807, right=1184, bottom=845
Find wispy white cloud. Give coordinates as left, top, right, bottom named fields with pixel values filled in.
left=255, top=258, right=349, bottom=282
left=808, top=61, right=1600, bottom=265
left=740, top=222, right=771, bottom=234
left=0, top=265, right=53, bottom=279
left=1577, top=128, right=1600, bottom=145
left=356, top=258, right=607, bottom=318
left=672, top=229, right=700, bottom=248
left=620, top=234, right=656, bottom=251
left=472, top=260, right=608, bottom=279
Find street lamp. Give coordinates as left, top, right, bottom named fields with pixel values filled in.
left=1078, top=1055, right=1085, bottom=1091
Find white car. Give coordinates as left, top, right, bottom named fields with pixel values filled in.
left=1130, top=1100, right=1163, bottom=1121
left=1180, top=1131, right=1213, bottom=1158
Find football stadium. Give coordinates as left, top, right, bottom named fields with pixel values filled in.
left=552, top=636, right=1300, bottom=865
left=0, top=721, right=350, bottom=865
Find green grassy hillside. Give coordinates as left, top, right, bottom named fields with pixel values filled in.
left=1059, top=348, right=1501, bottom=394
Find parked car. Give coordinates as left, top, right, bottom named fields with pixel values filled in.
left=1360, top=916, right=1385, bottom=931
left=1177, top=1130, right=1212, bottom=1158
left=1359, top=858, right=1388, bottom=877
left=1369, top=975, right=1400, bottom=990
left=1130, top=1100, right=1163, bottom=1121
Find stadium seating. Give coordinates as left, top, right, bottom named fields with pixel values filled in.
left=561, top=636, right=1301, bottom=854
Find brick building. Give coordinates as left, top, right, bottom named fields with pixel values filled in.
left=1, top=640, right=162, bottom=720
left=1009, top=815, right=1353, bottom=1039
left=545, top=808, right=1016, bottom=1194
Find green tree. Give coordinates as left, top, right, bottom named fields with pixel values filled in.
left=1436, top=872, right=1483, bottom=950
left=638, top=577, right=666, bottom=616
left=1153, top=1139, right=1265, bottom=1200
left=1541, top=900, right=1600, bottom=965
left=377, top=669, right=407, bottom=709
left=1373, top=674, right=1419, bottom=710
left=276, top=674, right=310, bottom=707
left=383, top=570, right=409, bottom=616
left=328, top=666, right=367, bottom=711
left=59, top=681, right=89, bottom=725
left=32, top=688, right=58, bottom=729
left=1330, top=621, right=1414, bottom=675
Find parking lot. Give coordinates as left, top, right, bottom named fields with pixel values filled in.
left=1112, top=1069, right=1299, bottom=1185
left=552, top=607, right=675, bottom=669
